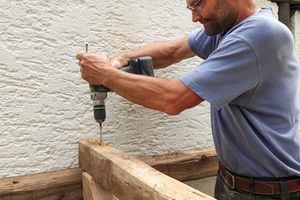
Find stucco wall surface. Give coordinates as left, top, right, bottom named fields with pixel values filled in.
left=0, top=0, right=297, bottom=179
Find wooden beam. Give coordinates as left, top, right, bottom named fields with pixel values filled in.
left=0, top=142, right=218, bottom=199
left=82, top=172, right=118, bottom=200
left=0, top=168, right=83, bottom=200
left=139, top=147, right=219, bottom=182
left=79, top=139, right=215, bottom=200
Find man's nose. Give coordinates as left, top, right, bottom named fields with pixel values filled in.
left=192, top=11, right=202, bottom=23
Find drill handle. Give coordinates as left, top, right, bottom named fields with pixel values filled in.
left=121, top=57, right=154, bottom=77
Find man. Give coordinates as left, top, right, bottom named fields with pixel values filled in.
left=77, top=0, right=300, bottom=199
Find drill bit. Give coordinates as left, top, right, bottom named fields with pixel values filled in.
left=99, top=122, right=102, bottom=143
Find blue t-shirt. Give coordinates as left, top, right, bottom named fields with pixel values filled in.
left=180, top=9, right=300, bottom=178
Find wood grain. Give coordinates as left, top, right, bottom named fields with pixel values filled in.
left=139, top=147, right=218, bottom=181
left=83, top=172, right=118, bottom=200
left=0, top=168, right=83, bottom=200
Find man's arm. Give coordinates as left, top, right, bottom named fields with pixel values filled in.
left=102, top=69, right=204, bottom=115
left=110, top=35, right=196, bottom=69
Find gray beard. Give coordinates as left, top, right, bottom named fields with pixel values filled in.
left=204, top=0, right=238, bottom=36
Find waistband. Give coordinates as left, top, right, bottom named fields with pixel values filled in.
left=219, top=163, right=300, bottom=195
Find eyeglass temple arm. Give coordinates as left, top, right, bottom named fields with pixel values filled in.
left=195, top=0, right=202, bottom=6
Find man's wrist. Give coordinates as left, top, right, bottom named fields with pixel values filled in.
left=102, top=65, right=119, bottom=87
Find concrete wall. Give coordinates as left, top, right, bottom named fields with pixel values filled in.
left=0, top=0, right=297, bottom=183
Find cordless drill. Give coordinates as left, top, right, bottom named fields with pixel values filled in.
left=89, top=57, right=154, bottom=142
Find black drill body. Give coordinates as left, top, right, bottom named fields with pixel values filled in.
left=90, top=57, right=154, bottom=128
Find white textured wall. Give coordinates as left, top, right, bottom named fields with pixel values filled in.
left=0, top=0, right=297, bottom=180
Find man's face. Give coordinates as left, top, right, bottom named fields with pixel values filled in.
left=188, top=0, right=239, bottom=36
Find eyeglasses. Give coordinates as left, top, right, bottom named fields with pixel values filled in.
left=186, top=0, right=203, bottom=13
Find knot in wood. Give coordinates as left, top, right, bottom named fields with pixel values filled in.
left=200, top=155, right=207, bottom=161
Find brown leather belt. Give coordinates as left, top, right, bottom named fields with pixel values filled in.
left=219, top=164, right=300, bottom=195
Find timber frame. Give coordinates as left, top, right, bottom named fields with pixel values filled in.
left=0, top=139, right=218, bottom=200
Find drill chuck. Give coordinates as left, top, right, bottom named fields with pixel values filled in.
left=90, top=84, right=109, bottom=123
left=93, top=106, right=105, bottom=124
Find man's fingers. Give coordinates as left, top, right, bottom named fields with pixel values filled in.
left=76, top=52, right=86, bottom=60
left=76, top=53, right=89, bottom=68
left=110, top=61, right=122, bottom=69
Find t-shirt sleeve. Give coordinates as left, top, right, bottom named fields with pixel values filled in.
left=180, top=35, right=259, bottom=110
left=188, top=28, right=220, bottom=59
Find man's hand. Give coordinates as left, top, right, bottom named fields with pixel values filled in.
left=110, top=54, right=131, bottom=69
left=76, top=53, right=111, bottom=85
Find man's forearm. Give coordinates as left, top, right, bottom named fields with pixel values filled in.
left=116, top=43, right=182, bottom=69
left=111, top=36, right=195, bottom=69
left=102, top=67, right=203, bottom=115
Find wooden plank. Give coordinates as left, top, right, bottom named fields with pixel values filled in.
left=82, top=172, right=118, bottom=200
left=0, top=168, right=83, bottom=200
left=79, top=139, right=215, bottom=200
left=139, top=147, right=219, bottom=182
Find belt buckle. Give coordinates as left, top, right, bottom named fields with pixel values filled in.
left=224, top=170, right=236, bottom=189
